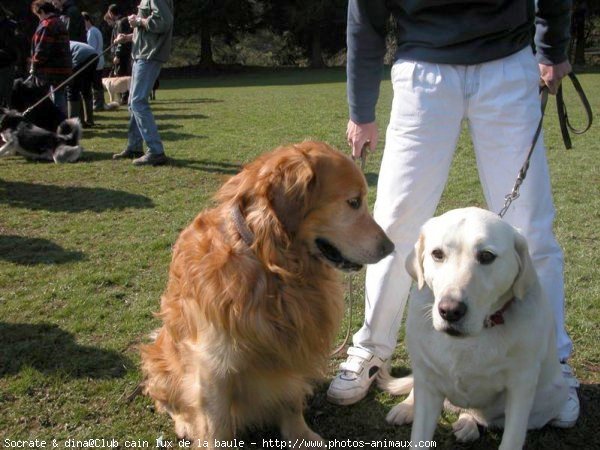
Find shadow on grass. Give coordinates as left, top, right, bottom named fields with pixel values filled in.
left=169, top=158, right=242, bottom=174
left=0, top=322, right=131, bottom=378
left=154, top=113, right=209, bottom=121
left=0, top=180, right=154, bottom=212
left=159, top=66, right=354, bottom=88
left=85, top=128, right=201, bottom=142
left=78, top=150, right=117, bottom=162
left=0, top=235, right=85, bottom=265
left=151, top=98, right=224, bottom=105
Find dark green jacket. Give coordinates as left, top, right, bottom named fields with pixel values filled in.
left=132, top=0, right=174, bottom=63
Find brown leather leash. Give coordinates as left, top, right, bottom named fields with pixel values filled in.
left=331, top=149, right=368, bottom=356
left=498, top=72, right=593, bottom=218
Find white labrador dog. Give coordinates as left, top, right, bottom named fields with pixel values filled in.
left=379, top=207, right=568, bottom=450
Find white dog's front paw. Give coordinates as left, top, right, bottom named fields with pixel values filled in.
left=452, top=413, right=480, bottom=442
left=386, top=400, right=414, bottom=426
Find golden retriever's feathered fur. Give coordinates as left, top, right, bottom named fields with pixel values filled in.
left=140, top=141, right=393, bottom=444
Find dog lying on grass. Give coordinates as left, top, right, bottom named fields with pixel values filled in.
left=0, top=108, right=83, bottom=163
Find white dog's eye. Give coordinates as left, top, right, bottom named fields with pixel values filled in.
left=347, top=197, right=361, bottom=210
left=477, top=250, right=497, bottom=265
left=431, top=249, right=445, bottom=262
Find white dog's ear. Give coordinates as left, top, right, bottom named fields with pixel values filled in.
left=405, top=233, right=426, bottom=289
left=512, top=231, right=537, bottom=299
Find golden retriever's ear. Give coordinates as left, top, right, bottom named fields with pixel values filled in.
left=268, top=153, right=315, bottom=236
left=512, top=230, right=537, bottom=299
left=405, top=233, right=426, bottom=289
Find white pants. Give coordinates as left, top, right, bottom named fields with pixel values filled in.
left=353, top=47, right=573, bottom=362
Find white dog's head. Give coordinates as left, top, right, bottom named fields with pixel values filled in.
left=406, top=207, right=537, bottom=337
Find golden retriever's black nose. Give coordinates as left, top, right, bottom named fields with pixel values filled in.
left=438, top=298, right=467, bottom=322
left=379, top=237, right=395, bottom=259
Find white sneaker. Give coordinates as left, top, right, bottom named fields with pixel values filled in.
left=550, top=362, right=580, bottom=428
left=327, top=346, right=389, bottom=405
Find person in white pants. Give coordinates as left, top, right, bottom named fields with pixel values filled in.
left=327, top=0, right=579, bottom=428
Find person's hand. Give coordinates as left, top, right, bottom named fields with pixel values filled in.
left=113, top=56, right=120, bottom=65
left=27, top=71, right=46, bottom=88
left=128, top=14, right=138, bottom=27
left=539, top=60, right=572, bottom=95
left=347, top=120, right=378, bottom=159
left=113, top=33, right=131, bottom=44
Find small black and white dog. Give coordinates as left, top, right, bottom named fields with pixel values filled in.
left=0, top=108, right=83, bottom=163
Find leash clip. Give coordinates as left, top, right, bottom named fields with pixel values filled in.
left=352, top=143, right=368, bottom=171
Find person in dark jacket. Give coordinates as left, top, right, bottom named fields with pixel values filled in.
left=99, top=4, right=118, bottom=74
left=67, top=40, right=98, bottom=127
left=0, top=13, right=18, bottom=107
left=328, top=0, right=579, bottom=429
left=52, top=0, right=86, bottom=42
left=30, top=0, right=72, bottom=115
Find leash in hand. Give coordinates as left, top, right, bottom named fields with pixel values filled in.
left=498, top=72, right=593, bottom=218
left=331, top=143, right=369, bottom=357
left=22, top=43, right=117, bottom=117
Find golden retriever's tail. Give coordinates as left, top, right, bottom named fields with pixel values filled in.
left=377, top=367, right=413, bottom=396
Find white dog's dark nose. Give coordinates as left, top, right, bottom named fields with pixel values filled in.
left=438, top=298, right=467, bottom=323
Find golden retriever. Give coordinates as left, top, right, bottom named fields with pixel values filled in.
left=378, top=207, right=569, bottom=450
left=141, top=141, right=394, bottom=446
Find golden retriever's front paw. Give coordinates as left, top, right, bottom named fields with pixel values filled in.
left=386, top=400, right=414, bottom=425
left=452, top=414, right=480, bottom=442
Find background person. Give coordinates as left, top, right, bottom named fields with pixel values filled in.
left=82, top=11, right=105, bottom=111
left=327, top=0, right=579, bottom=429
left=100, top=4, right=117, bottom=69
left=111, top=6, right=133, bottom=104
left=0, top=12, right=18, bottom=107
left=67, top=40, right=98, bottom=127
left=52, top=0, right=86, bottom=43
left=112, top=0, right=173, bottom=167
left=30, top=0, right=72, bottom=116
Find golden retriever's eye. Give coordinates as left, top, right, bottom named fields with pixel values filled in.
left=431, top=249, right=444, bottom=262
left=347, top=197, right=361, bottom=210
left=477, top=250, right=497, bottom=265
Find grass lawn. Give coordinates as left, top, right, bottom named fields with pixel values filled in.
left=0, top=67, right=598, bottom=449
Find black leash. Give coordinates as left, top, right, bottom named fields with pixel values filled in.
left=556, top=72, right=593, bottom=149
left=22, top=43, right=116, bottom=117
left=498, top=72, right=593, bottom=218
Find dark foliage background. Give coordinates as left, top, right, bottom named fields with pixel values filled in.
left=1, top=0, right=598, bottom=69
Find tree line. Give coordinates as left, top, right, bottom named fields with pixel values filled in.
left=1, top=0, right=597, bottom=68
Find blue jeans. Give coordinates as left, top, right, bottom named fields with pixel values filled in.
left=127, top=59, right=164, bottom=155
left=51, top=86, right=67, bottom=116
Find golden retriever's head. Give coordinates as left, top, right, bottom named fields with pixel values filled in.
left=217, top=141, right=394, bottom=275
left=406, top=207, right=537, bottom=337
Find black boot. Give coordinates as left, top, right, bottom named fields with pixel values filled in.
left=83, top=96, right=94, bottom=127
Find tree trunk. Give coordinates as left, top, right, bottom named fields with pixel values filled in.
left=199, top=21, right=215, bottom=68
left=572, top=5, right=587, bottom=65
left=310, top=30, right=325, bottom=68
left=573, top=21, right=586, bottom=65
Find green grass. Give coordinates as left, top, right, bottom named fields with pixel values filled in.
left=0, top=67, right=598, bottom=449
